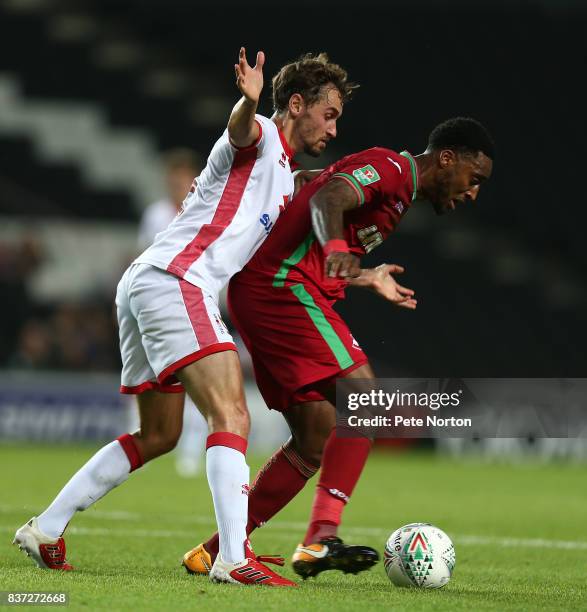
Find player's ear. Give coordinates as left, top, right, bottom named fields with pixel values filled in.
left=438, top=149, right=457, bottom=168
left=288, top=93, right=305, bottom=118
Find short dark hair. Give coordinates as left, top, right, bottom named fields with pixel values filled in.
left=428, top=117, right=495, bottom=160
left=271, top=53, right=357, bottom=113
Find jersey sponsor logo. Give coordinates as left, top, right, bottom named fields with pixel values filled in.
left=357, top=225, right=383, bottom=253
left=279, top=151, right=288, bottom=168
left=393, top=201, right=404, bottom=214
left=259, top=213, right=273, bottom=234
left=242, top=484, right=251, bottom=496
left=261, top=195, right=290, bottom=234
left=350, top=334, right=361, bottom=350
left=386, top=157, right=402, bottom=173
left=352, top=164, right=380, bottom=186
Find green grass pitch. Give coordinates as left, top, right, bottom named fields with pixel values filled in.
left=1, top=444, right=586, bottom=611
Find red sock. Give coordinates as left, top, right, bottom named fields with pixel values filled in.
left=116, top=433, right=144, bottom=472
left=303, top=429, right=372, bottom=546
left=204, top=441, right=318, bottom=559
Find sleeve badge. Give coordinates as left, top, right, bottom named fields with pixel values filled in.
left=352, top=164, right=381, bottom=186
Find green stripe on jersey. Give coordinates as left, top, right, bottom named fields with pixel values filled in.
left=272, top=231, right=316, bottom=288
left=289, top=283, right=354, bottom=369
left=400, top=151, right=418, bottom=201
left=333, top=172, right=365, bottom=205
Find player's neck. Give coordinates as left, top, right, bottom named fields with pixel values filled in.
left=272, top=113, right=298, bottom=155
left=412, top=152, right=435, bottom=201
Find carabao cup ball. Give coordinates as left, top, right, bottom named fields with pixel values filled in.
left=384, top=523, right=456, bottom=589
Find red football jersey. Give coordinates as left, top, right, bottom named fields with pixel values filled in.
left=235, top=147, right=418, bottom=300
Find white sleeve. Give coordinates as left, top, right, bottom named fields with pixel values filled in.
left=228, top=114, right=274, bottom=156
left=251, top=114, right=272, bottom=156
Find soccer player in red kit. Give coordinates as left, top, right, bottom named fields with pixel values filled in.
left=183, top=117, right=494, bottom=578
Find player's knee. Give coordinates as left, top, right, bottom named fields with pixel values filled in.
left=160, top=432, right=180, bottom=455
left=292, top=434, right=325, bottom=466
left=301, top=446, right=323, bottom=466
left=144, top=431, right=180, bottom=457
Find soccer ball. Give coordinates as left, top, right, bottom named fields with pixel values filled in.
left=384, top=523, right=455, bottom=589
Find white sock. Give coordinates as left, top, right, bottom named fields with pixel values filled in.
left=206, top=445, right=250, bottom=564
left=37, top=440, right=132, bottom=538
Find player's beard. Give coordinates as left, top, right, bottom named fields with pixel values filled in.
left=432, top=175, right=453, bottom=215
left=303, top=140, right=326, bottom=158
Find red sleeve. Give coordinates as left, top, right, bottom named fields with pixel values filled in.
left=331, top=148, right=402, bottom=206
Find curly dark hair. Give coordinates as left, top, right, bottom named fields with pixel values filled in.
left=428, top=117, right=495, bottom=160
left=271, top=53, right=357, bottom=113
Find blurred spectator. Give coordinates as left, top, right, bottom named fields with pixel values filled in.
left=52, top=303, right=88, bottom=370
left=51, top=302, right=119, bottom=371
left=0, top=234, right=43, bottom=363
left=9, top=319, right=52, bottom=369
left=137, top=148, right=201, bottom=249
left=10, top=300, right=119, bottom=372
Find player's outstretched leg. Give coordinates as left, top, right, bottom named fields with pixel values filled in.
left=291, top=428, right=379, bottom=578
left=13, top=391, right=185, bottom=569
left=291, top=366, right=380, bottom=579
left=182, top=397, right=331, bottom=575
left=177, top=352, right=296, bottom=587
left=182, top=437, right=319, bottom=575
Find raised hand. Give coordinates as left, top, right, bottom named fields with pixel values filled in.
left=235, top=47, right=265, bottom=103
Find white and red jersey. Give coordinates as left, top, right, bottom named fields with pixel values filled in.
left=135, top=114, right=294, bottom=297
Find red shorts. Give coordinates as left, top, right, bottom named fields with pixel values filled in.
left=228, top=276, right=368, bottom=412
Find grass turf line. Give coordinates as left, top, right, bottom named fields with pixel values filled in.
left=1, top=444, right=586, bottom=611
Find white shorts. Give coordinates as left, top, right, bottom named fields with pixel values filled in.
left=116, top=264, right=236, bottom=394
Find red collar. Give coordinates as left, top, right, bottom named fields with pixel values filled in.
left=277, top=126, right=295, bottom=160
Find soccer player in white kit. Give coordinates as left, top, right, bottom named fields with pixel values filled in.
left=14, top=48, right=356, bottom=587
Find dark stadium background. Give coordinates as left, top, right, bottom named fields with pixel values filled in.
left=0, top=0, right=585, bottom=446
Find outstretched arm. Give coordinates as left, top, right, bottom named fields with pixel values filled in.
left=348, top=264, right=417, bottom=309
left=227, top=47, right=265, bottom=148
left=310, top=178, right=361, bottom=279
